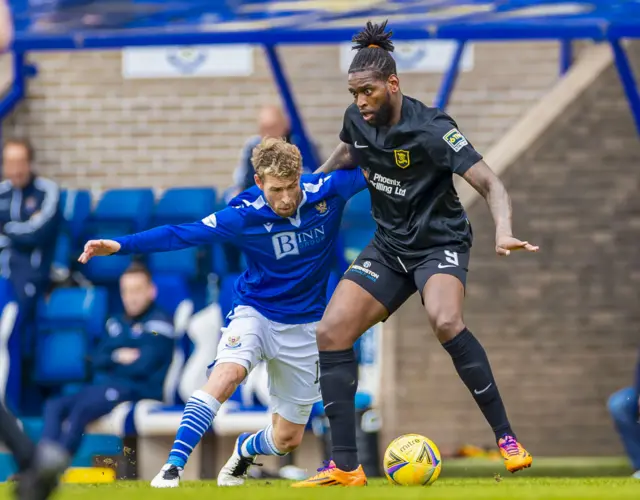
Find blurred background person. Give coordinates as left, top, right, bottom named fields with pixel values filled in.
left=0, top=138, right=61, bottom=352
left=608, top=350, right=640, bottom=479
left=0, top=0, right=12, bottom=52
left=35, top=263, right=176, bottom=472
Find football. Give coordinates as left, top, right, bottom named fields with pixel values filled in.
left=383, top=434, right=442, bottom=486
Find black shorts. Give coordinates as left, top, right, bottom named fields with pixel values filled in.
left=342, top=243, right=470, bottom=316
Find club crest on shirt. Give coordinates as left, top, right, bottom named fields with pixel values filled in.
left=443, top=128, right=469, bottom=152
left=315, top=201, right=328, bottom=214
left=394, top=150, right=411, bottom=169
left=225, top=335, right=242, bottom=349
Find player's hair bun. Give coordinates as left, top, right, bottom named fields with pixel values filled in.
left=352, top=20, right=394, bottom=52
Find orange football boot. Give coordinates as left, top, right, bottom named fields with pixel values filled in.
left=499, top=435, right=533, bottom=473
left=291, top=460, right=367, bottom=487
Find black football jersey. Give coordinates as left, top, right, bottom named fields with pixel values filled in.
left=339, top=95, right=483, bottom=260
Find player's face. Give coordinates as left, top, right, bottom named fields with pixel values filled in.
left=256, top=174, right=302, bottom=218
left=348, top=71, right=399, bottom=127
left=120, top=272, right=156, bottom=318
left=2, top=143, right=31, bottom=189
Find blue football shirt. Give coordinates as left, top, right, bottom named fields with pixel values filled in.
left=114, top=169, right=368, bottom=324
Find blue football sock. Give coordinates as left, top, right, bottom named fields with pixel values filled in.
left=167, top=390, right=221, bottom=468
left=240, top=425, right=287, bottom=458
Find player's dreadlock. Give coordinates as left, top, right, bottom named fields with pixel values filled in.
left=348, top=20, right=397, bottom=80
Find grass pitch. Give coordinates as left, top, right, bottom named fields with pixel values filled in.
left=1, top=478, right=639, bottom=500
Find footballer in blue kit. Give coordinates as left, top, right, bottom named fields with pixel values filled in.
left=79, top=137, right=367, bottom=487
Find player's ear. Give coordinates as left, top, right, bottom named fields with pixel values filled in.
left=387, top=74, right=400, bottom=93
left=254, top=174, right=264, bottom=190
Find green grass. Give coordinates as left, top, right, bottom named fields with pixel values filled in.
left=1, top=478, right=639, bottom=500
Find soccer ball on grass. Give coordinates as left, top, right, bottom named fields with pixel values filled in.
left=383, top=434, right=442, bottom=486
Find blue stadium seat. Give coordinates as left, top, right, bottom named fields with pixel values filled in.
left=148, top=247, right=199, bottom=281
left=88, top=188, right=154, bottom=235
left=151, top=188, right=218, bottom=283
left=34, top=287, right=108, bottom=385
left=82, top=189, right=154, bottom=283
left=60, top=189, right=92, bottom=240
left=53, top=190, right=92, bottom=281
left=341, top=190, right=375, bottom=261
left=153, top=187, right=217, bottom=226
left=153, top=273, right=192, bottom=318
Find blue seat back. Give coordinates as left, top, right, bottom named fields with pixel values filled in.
left=34, top=329, right=87, bottom=384
left=90, top=188, right=155, bottom=234
left=153, top=273, right=191, bottom=317
left=59, top=189, right=92, bottom=240
left=40, top=287, right=108, bottom=340
left=153, top=188, right=217, bottom=225
left=148, top=247, right=199, bottom=281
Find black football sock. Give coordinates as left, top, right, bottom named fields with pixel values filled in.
left=319, top=348, right=359, bottom=472
left=442, top=328, right=514, bottom=442
left=0, top=403, right=36, bottom=472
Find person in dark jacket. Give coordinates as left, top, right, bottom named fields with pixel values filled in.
left=0, top=138, right=61, bottom=320
left=36, top=262, right=175, bottom=465
left=608, top=349, right=640, bottom=479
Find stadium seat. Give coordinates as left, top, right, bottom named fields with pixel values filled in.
left=90, top=188, right=154, bottom=234
left=341, top=190, right=375, bottom=261
left=148, top=247, right=199, bottom=281
left=34, top=287, right=108, bottom=385
left=60, top=189, right=92, bottom=240
left=153, top=187, right=217, bottom=226
left=52, top=190, right=92, bottom=282
left=82, top=189, right=154, bottom=283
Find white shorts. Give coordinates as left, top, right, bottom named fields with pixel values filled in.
left=213, top=305, right=321, bottom=425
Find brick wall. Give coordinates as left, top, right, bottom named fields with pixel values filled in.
left=390, top=44, right=640, bottom=456
left=2, top=42, right=559, bottom=196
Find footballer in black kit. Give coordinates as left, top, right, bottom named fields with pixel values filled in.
left=293, top=21, right=538, bottom=488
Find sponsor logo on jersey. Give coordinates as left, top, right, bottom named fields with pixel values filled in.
left=272, top=225, right=327, bottom=259
left=394, top=149, right=411, bottom=168
left=370, top=173, right=406, bottom=197
left=315, top=201, right=328, bottom=214
left=443, top=128, right=469, bottom=152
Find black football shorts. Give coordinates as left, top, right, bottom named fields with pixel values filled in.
left=342, top=243, right=470, bottom=316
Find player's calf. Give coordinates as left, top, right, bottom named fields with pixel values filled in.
left=151, top=363, right=246, bottom=488
left=218, top=411, right=306, bottom=486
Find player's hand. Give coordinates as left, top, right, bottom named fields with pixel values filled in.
left=78, top=239, right=121, bottom=263
left=113, top=348, right=140, bottom=365
left=495, top=235, right=539, bottom=256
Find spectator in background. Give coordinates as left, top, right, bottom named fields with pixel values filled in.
left=32, top=262, right=176, bottom=476
left=225, top=105, right=321, bottom=201
left=608, top=350, right=640, bottom=479
left=0, top=138, right=61, bottom=326
left=0, top=0, right=13, bottom=52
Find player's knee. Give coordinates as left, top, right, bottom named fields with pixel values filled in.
left=203, top=362, right=246, bottom=401
left=607, top=388, right=636, bottom=421
left=431, top=311, right=464, bottom=342
left=316, top=318, right=353, bottom=351
left=273, top=427, right=303, bottom=453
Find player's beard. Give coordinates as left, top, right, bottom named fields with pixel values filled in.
left=371, top=91, right=393, bottom=127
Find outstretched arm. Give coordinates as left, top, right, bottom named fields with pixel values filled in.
left=78, top=210, right=242, bottom=263
left=314, top=142, right=357, bottom=174
left=462, top=160, right=539, bottom=256
left=0, top=0, right=13, bottom=53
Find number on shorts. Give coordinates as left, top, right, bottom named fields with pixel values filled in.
left=444, top=250, right=459, bottom=266
left=314, top=360, right=319, bottom=384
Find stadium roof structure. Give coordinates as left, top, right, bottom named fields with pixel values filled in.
left=3, top=0, right=640, bottom=167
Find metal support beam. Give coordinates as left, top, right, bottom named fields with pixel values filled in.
left=560, top=39, right=573, bottom=75
left=433, top=41, right=466, bottom=110
left=0, top=51, right=29, bottom=122
left=263, top=44, right=318, bottom=172
left=610, top=39, right=640, bottom=137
